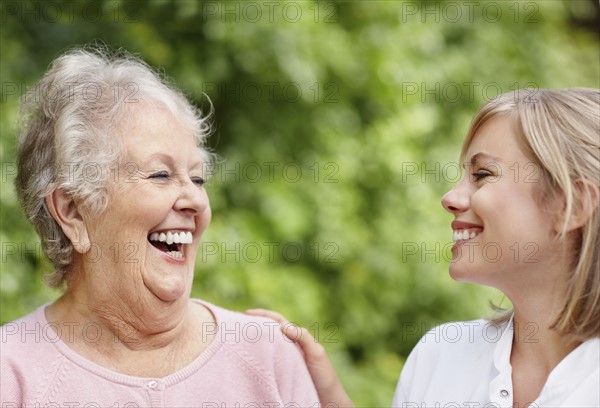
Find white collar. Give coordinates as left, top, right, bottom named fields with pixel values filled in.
left=490, top=314, right=599, bottom=404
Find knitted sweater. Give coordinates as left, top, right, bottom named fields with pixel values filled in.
left=1, top=300, right=319, bottom=407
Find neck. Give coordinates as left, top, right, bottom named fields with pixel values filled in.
left=44, top=259, right=216, bottom=377
left=47, top=265, right=191, bottom=351
left=507, top=283, right=580, bottom=374
left=500, top=248, right=582, bottom=371
left=54, top=292, right=190, bottom=349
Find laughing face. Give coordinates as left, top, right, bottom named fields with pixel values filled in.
left=441, top=115, right=562, bottom=293
left=79, top=103, right=211, bottom=307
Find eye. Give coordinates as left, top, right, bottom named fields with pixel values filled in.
left=191, top=177, right=206, bottom=187
left=149, top=171, right=169, bottom=180
left=472, top=171, right=491, bottom=181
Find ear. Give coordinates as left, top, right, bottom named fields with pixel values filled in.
left=559, top=179, right=600, bottom=232
left=45, top=187, right=91, bottom=254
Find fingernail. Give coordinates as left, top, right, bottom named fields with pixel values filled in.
left=284, top=324, right=301, bottom=341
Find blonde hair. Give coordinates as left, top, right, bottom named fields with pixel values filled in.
left=15, top=46, right=213, bottom=287
left=461, top=88, right=600, bottom=341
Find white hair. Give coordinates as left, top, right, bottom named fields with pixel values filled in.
left=15, top=46, right=213, bottom=287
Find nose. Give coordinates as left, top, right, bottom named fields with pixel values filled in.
left=441, top=178, right=470, bottom=214
left=174, top=178, right=210, bottom=215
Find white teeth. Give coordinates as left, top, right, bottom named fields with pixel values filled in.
left=453, top=229, right=482, bottom=242
left=148, top=230, right=194, bottom=245
left=167, top=251, right=183, bottom=259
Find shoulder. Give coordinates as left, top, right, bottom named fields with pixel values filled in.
left=1, top=305, right=62, bottom=404
left=204, top=301, right=304, bottom=364
left=393, top=319, right=505, bottom=405
left=1, top=306, right=52, bottom=361
left=193, top=300, right=308, bottom=373
left=408, top=318, right=506, bottom=367
left=194, top=300, right=319, bottom=403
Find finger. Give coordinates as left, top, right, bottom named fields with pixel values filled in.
left=245, top=309, right=353, bottom=406
left=246, top=309, right=302, bottom=343
left=245, top=309, right=314, bottom=346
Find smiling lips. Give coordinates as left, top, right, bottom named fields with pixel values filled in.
left=453, top=228, right=482, bottom=242
left=148, top=231, right=193, bottom=259
left=451, top=221, right=483, bottom=244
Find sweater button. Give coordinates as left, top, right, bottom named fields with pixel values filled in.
left=148, top=380, right=158, bottom=389
left=500, top=389, right=510, bottom=398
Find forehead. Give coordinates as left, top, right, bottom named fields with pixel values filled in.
left=119, top=103, right=201, bottom=163
left=464, top=116, right=528, bottom=163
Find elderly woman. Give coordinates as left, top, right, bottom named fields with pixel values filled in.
left=1, top=48, right=319, bottom=406
left=251, top=88, right=600, bottom=407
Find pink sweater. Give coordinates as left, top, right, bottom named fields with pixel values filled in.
left=1, top=300, right=319, bottom=407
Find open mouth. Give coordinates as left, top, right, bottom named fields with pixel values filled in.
left=148, top=231, right=193, bottom=259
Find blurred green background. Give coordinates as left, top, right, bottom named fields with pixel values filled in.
left=1, top=0, right=599, bottom=405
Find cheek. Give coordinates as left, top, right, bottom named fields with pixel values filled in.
left=470, top=187, right=502, bottom=220
left=92, top=197, right=171, bottom=245
left=121, top=185, right=176, bottom=221
left=199, top=203, right=212, bottom=230
left=470, top=184, right=524, bottom=244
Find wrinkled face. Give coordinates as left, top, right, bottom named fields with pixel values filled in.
left=441, top=116, right=559, bottom=291
left=80, top=103, right=211, bottom=306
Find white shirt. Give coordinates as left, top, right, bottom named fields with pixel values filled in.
left=392, top=317, right=599, bottom=408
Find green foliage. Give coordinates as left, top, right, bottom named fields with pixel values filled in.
left=1, top=1, right=598, bottom=405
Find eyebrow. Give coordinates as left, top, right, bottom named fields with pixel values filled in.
left=464, top=152, right=502, bottom=168
left=143, top=153, right=204, bottom=170
left=144, top=152, right=173, bottom=164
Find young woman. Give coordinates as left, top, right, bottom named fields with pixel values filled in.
left=249, top=88, right=600, bottom=407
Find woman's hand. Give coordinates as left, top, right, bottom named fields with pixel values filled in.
left=245, top=309, right=354, bottom=408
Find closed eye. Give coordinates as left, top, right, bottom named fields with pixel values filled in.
left=149, top=171, right=169, bottom=180
left=472, top=171, right=491, bottom=181
left=192, top=177, right=206, bottom=187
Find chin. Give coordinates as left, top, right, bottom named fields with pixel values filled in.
left=449, top=265, right=502, bottom=292
left=449, top=268, right=466, bottom=282
left=448, top=263, right=478, bottom=283
left=148, top=279, right=189, bottom=303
